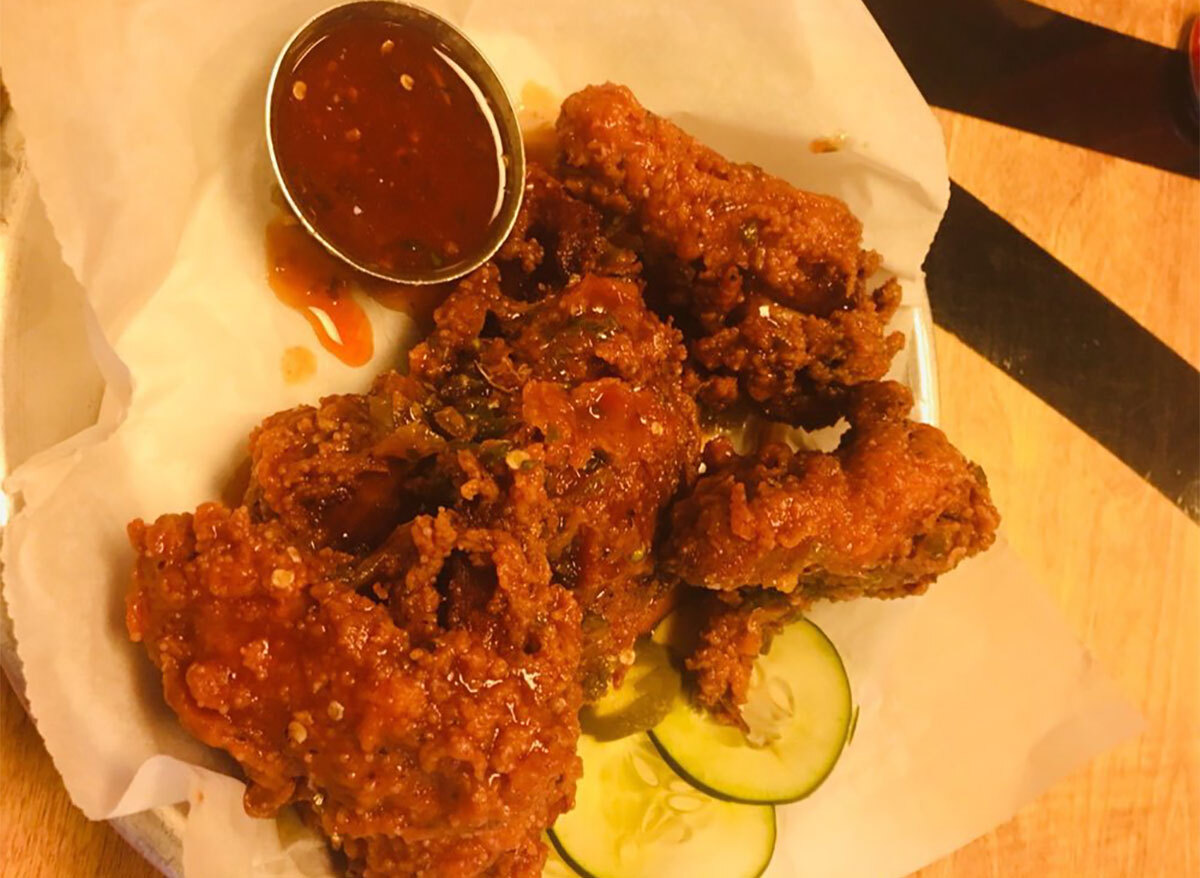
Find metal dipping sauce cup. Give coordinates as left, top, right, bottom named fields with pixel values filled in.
left=266, top=1, right=526, bottom=285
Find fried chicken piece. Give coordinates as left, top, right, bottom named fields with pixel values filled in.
left=664, top=381, right=999, bottom=598
left=557, top=84, right=865, bottom=314
left=127, top=504, right=581, bottom=878
left=247, top=265, right=701, bottom=697
left=683, top=590, right=805, bottom=727
left=556, top=83, right=903, bottom=427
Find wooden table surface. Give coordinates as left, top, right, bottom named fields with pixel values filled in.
left=1, top=0, right=1197, bottom=875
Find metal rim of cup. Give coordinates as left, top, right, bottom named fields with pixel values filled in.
left=265, top=0, right=527, bottom=285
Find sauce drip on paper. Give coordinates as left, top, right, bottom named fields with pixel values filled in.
left=266, top=215, right=446, bottom=366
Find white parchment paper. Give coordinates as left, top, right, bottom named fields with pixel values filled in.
left=0, top=0, right=1140, bottom=875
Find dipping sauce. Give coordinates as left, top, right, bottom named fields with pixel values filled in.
left=270, top=17, right=506, bottom=277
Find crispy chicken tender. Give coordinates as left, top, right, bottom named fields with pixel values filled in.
left=687, top=261, right=903, bottom=427
left=556, top=83, right=903, bottom=427
left=665, top=382, right=999, bottom=599
left=127, top=504, right=581, bottom=878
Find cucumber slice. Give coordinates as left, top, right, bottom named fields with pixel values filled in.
left=650, top=617, right=851, bottom=804
left=550, top=734, right=775, bottom=878
left=580, top=640, right=681, bottom=741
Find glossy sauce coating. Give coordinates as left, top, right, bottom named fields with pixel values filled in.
left=271, top=18, right=505, bottom=276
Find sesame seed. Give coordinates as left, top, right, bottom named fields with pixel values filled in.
left=380, top=39, right=394, bottom=55
left=292, top=80, right=307, bottom=100
left=286, top=546, right=301, bottom=563
left=287, top=720, right=308, bottom=744
left=400, top=73, right=414, bottom=91
left=327, top=700, right=345, bottom=721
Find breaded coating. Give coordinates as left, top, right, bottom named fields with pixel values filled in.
left=557, top=84, right=865, bottom=314
left=495, top=163, right=639, bottom=298
left=127, top=505, right=581, bottom=878
left=665, top=382, right=999, bottom=598
left=556, top=83, right=903, bottom=427
left=246, top=374, right=453, bottom=553
left=687, top=261, right=903, bottom=427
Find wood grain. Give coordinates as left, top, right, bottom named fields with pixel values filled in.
left=933, top=0, right=1199, bottom=366
left=911, top=330, right=1199, bottom=878
left=934, top=109, right=1200, bottom=366
left=914, top=5, right=1200, bottom=869
left=1037, top=0, right=1193, bottom=48
left=1, top=1, right=1198, bottom=876
left=1, top=676, right=157, bottom=878
left=913, top=2, right=1200, bottom=868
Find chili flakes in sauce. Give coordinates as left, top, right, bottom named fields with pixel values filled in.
left=271, top=18, right=505, bottom=276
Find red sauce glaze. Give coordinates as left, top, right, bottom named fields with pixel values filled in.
left=271, top=18, right=505, bottom=276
